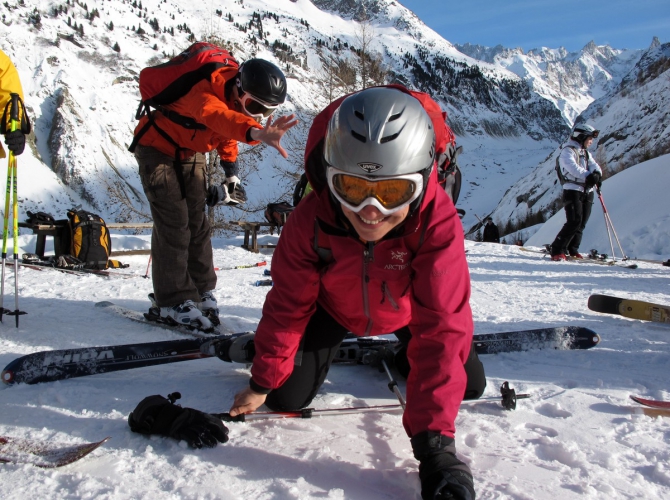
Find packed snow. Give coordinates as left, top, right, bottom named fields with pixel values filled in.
left=0, top=155, right=669, bottom=499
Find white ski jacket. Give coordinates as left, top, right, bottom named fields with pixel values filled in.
left=559, top=139, right=602, bottom=193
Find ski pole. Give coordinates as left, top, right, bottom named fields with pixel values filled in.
left=597, top=190, right=628, bottom=261
left=215, top=261, right=266, bottom=271
left=0, top=130, right=11, bottom=322
left=216, top=392, right=531, bottom=422
left=1, top=93, right=27, bottom=325
left=381, top=358, right=406, bottom=410
left=143, top=253, right=151, bottom=279
left=217, top=404, right=404, bottom=422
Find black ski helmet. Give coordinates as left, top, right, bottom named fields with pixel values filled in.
left=237, top=59, right=287, bottom=106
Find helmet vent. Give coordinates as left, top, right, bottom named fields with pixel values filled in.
left=354, top=110, right=365, bottom=120
left=380, top=132, right=399, bottom=144
left=351, top=131, right=367, bottom=143
left=388, top=112, right=402, bottom=122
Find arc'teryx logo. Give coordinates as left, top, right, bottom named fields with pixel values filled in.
left=391, top=250, right=408, bottom=262
left=385, top=250, right=410, bottom=270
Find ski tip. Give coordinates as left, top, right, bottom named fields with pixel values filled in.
left=591, top=332, right=601, bottom=346
left=1, top=369, right=16, bottom=386
left=94, top=301, right=115, bottom=308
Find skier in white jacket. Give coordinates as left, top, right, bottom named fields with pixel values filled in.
left=550, top=124, right=603, bottom=261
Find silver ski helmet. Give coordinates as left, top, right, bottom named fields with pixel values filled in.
left=324, top=87, right=435, bottom=215
left=571, top=123, right=599, bottom=144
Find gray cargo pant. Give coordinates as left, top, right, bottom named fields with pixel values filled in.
left=135, top=145, right=216, bottom=307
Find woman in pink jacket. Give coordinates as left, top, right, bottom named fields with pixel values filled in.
left=230, top=86, right=485, bottom=500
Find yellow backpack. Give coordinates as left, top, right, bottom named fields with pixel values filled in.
left=66, top=209, right=113, bottom=270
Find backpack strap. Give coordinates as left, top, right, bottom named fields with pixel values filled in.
left=129, top=109, right=190, bottom=199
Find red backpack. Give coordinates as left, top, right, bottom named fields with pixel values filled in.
left=129, top=42, right=239, bottom=152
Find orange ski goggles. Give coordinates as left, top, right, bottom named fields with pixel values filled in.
left=327, top=167, right=424, bottom=215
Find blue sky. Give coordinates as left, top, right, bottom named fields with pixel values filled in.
left=399, top=0, right=669, bottom=52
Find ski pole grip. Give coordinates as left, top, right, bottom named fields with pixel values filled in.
left=500, top=381, right=517, bottom=411
left=9, top=93, right=19, bottom=123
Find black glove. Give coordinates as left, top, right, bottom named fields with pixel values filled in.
left=206, top=184, right=226, bottom=207
left=128, top=394, right=229, bottom=448
left=411, top=432, right=476, bottom=500
left=4, top=130, right=25, bottom=155
left=585, top=172, right=601, bottom=190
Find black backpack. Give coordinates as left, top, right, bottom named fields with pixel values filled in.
left=264, top=202, right=294, bottom=227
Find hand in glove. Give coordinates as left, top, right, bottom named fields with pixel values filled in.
left=585, top=171, right=602, bottom=190
left=128, top=394, right=229, bottom=448
left=205, top=177, right=247, bottom=206
left=4, top=130, right=25, bottom=155
left=411, top=431, right=476, bottom=500
left=206, top=184, right=226, bottom=207
left=224, top=175, right=247, bottom=204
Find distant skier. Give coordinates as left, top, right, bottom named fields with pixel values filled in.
left=229, top=86, right=485, bottom=500
left=482, top=217, right=500, bottom=243
left=550, top=124, right=603, bottom=261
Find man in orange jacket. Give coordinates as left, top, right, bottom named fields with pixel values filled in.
left=133, top=57, right=297, bottom=331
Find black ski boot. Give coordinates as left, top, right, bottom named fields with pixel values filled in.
left=214, top=332, right=256, bottom=364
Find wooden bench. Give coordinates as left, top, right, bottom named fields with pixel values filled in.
left=19, top=221, right=154, bottom=259
left=18, top=221, right=67, bottom=259
left=231, top=221, right=280, bottom=253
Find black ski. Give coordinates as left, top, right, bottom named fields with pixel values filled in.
left=1, top=320, right=600, bottom=386
left=334, top=326, right=600, bottom=360
left=1, top=333, right=238, bottom=385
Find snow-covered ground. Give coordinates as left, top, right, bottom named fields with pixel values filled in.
left=0, top=160, right=669, bottom=498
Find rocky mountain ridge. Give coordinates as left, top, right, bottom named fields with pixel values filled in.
left=0, top=0, right=664, bottom=234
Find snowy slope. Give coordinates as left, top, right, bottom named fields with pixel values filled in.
left=526, top=154, right=670, bottom=260
left=0, top=136, right=669, bottom=498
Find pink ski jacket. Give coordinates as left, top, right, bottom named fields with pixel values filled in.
left=251, top=86, right=473, bottom=439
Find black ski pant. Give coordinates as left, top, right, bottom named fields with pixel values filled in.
left=551, top=189, right=595, bottom=256
left=265, top=304, right=487, bottom=411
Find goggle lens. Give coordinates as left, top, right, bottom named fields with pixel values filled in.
left=242, top=95, right=277, bottom=118
left=331, top=174, right=417, bottom=209
left=591, top=130, right=599, bottom=138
